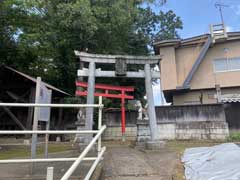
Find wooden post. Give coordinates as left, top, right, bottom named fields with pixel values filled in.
left=56, top=99, right=64, bottom=141
left=44, top=90, right=52, bottom=158
left=26, top=88, right=35, bottom=129
left=26, top=87, right=35, bottom=139
left=31, top=77, right=41, bottom=159
left=46, top=167, right=54, bottom=180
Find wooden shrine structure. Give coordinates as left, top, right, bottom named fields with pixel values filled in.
left=0, top=65, right=69, bottom=131
left=75, top=51, right=162, bottom=140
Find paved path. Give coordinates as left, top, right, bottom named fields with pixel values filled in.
left=103, top=144, right=178, bottom=180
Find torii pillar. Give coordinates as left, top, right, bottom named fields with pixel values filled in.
left=86, top=61, right=95, bottom=141
left=145, top=64, right=158, bottom=140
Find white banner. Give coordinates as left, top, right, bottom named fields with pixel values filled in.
left=39, top=83, right=52, bottom=122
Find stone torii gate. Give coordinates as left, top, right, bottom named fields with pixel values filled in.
left=75, top=51, right=162, bottom=141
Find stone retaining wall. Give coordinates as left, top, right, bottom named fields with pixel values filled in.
left=103, top=126, right=137, bottom=140
left=137, top=120, right=229, bottom=142
left=103, top=104, right=229, bottom=141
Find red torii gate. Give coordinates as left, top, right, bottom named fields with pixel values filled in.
left=75, top=81, right=134, bottom=139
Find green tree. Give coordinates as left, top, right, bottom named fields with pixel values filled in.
left=1, top=0, right=182, bottom=97
left=156, top=10, right=183, bottom=40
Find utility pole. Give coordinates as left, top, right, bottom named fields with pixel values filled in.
left=215, top=3, right=229, bottom=24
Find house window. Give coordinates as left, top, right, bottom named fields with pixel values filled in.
left=213, top=57, right=240, bottom=72
left=230, top=58, right=240, bottom=70
left=208, top=93, right=215, bottom=99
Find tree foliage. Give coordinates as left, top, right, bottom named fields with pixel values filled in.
left=0, top=0, right=182, bottom=97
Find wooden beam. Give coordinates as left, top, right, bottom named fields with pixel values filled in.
left=56, top=99, right=64, bottom=130
left=0, top=101, right=26, bottom=130
left=6, top=91, right=28, bottom=103
left=26, top=87, right=35, bottom=130
left=0, top=84, right=30, bottom=89
left=0, top=90, right=30, bottom=121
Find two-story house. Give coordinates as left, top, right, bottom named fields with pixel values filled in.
left=154, top=26, right=240, bottom=105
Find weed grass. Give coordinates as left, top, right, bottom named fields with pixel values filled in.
left=0, top=143, right=72, bottom=160
left=227, top=132, right=240, bottom=141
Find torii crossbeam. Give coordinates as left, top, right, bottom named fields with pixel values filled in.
left=76, top=81, right=134, bottom=140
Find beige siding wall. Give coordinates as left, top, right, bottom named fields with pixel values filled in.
left=175, top=46, right=202, bottom=85
left=159, top=39, right=240, bottom=105
left=159, top=40, right=240, bottom=91
left=160, top=47, right=178, bottom=90
left=173, top=87, right=240, bottom=105
left=191, top=41, right=240, bottom=89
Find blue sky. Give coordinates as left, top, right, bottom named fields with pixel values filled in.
left=156, top=0, right=240, bottom=38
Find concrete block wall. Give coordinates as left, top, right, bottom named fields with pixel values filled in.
left=104, top=104, right=229, bottom=141
left=175, top=121, right=229, bottom=140
left=103, top=126, right=137, bottom=140
left=157, top=123, right=176, bottom=139
left=137, top=121, right=229, bottom=141
left=102, top=110, right=137, bottom=140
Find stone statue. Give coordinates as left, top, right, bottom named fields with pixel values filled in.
left=73, top=108, right=86, bottom=145
left=77, top=109, right=86, bottom=123
left=135, top=100, right=149, bottom=121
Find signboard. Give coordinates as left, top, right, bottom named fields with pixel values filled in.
left=39, top=83, right=52, bottom=122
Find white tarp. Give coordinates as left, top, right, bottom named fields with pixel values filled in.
left=39, top=83, right=52, bottom=122
left=182, top=143, right=240, bottom=180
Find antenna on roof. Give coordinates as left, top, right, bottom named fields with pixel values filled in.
left=215, top=2, right=229, bottom=24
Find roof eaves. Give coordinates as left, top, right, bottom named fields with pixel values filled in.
left=4, top=66, right=71, bottom=96
left=154, top=31, right=240, bottom=49
left=153, top=39, right=181, bottom=48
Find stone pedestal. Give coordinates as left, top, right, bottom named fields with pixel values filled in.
left=146, top=140, right=166, bottom=150
left=136, top=120, right=166, bottom=150
left=75, top=120, right=86, bottom=143
left=137, top=120, right=151, bottom=143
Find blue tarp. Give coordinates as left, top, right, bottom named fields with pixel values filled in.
left=182, top=143, right=240, bottom=180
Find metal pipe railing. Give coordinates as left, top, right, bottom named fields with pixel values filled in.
left=0, top=157, right=97, bottom=163
left=97, top=96, right=103, bottom=155
left=0, top=103, right=103, bottom=108
left=0, top=96, right=106, bottom=180
left=84, top=147, right=106, bottom=180
left=61, top=125, right=106, bottom=180
left=0, top=130, right=99, bottom=134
